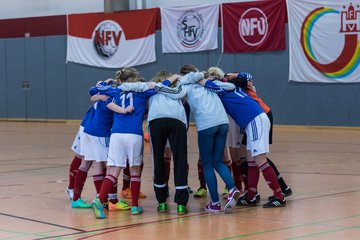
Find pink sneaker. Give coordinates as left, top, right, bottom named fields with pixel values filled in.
left=224, top=187, right=240, bottom=214
left=204, top=202, right=221, bottom=213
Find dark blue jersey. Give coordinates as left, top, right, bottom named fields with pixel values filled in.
left=109, top=89, right=156, bottom=136
left=80, top=106, right=94, bottom=127
left=83, top=100, right=114, bottom=137
left=204, top=81, right=263, bottom=129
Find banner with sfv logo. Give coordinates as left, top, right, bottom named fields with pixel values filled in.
left=288, top=0, right=360, bottom=83
left=66, top=9, right=157, bottom=68
left=161, top=4, right=219, bottom=53
left=222, top=0, right=286, bottom=53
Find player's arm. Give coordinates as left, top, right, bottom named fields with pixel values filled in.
left=197, top=79, right=235, bottom=94
left=90, top=94, right=109, bottom=102
left=107, top=101, right=134, bottom=114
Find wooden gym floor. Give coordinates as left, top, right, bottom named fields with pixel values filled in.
left=0, top=121, right=359, bottom=240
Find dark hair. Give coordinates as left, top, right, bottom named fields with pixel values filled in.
left=228, top=77, right=248, bottom=89
left=179, top=64, right=198, bottom=75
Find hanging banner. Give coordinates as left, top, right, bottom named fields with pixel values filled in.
left=288, top=0, right=360, bottom=83
left=66, top=9, right=158, bottom=68
left=161, top=4, right=219, bottom=53
left=222, top=0, right=286, bottom=53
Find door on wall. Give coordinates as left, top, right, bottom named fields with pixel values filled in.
left=4, top=37, right=46, bottom=120
left=5, top=38, right=27, bottom=119
left=24, top=37, right=46, bottom=120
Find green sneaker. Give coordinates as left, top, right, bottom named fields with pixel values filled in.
left=92, top=198, right=105, bottom=219
left=194, top=187, right=207, bottom=198
left=131, top=206, right=143, bottom=215
left=177, top=204, right=187, bottom=215
left=108, top=199, right=131, bottom=211
left=71, top=198, right=92, bottom=208
left=157, top=202, right=168, bottom=213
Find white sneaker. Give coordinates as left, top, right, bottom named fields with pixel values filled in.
left=65, top=188, right=74, bottom=200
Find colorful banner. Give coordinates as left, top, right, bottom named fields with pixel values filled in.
left=288, top=0, right=360, bottom=83
left=66, top=9, right=158, bottom=68
left=222, top=0, right=286, bottom=53
left=161, top=4, right=219, bottom=53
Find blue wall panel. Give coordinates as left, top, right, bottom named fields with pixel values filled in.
left=5, top=38, right=26, bottom=119
left=0, top=39, right=6, bottom=118
left=1, top=25, right=360, bottom=127
left=44, top=36, right=67, bottom=119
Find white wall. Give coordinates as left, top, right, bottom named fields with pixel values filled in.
left=0, top=0, right=103, bottom=19
left=145, top=0, right=260, bottom=8
left=0, top=0, right=262, bottom=20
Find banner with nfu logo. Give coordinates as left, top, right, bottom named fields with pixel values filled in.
left=161, top=4, right=219, bottom=53
left=222, top=0, right=286, bottom=53
left=66, top=9, right=158, bottom=68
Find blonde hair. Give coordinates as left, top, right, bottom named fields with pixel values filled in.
left=179, top=64, right=198, bottom=75
left=207, top=67, right=225, bottom=79
left=151, top=70, right=172, bottom=83
left=115, top=67, right=140, bottom=84
left=126, top=76, right=146, bottom=83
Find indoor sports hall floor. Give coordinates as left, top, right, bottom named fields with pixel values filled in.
left=0, top=121, right=359, bottom=239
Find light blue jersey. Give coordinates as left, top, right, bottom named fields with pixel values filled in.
left=154, top=72, right=228, bottom=131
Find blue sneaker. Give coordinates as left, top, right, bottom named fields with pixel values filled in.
left=92, top=198, right=105, bottom=219
left=131, top=206, right=143, bottom=215
left=71, top=198, right=92, bottom=208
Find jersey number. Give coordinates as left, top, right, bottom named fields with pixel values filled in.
left=120, top=92, right=133, bottom=108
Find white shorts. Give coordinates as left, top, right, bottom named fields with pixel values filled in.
left=80, top=132, right=109, bottom=162
left=226, top=115, right=244, bottom=148
left=107, top=133, right=143, bottom=168
left=246, top=113, right=270, bottom=157
left=71, top=126, right=84, bottom=156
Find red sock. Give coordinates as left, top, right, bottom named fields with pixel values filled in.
left=130, top=176, right=141, bottom=207
left=68, top=156, right=82, bottom=189
left=164, top=157, right=171, bottom=186
left=197, top=159, right=207, bottom=189
left=109, top=181, right=118, bottom=204
left=122, top=164, right=130, bottom=190
left=259, top=162, right=284, bottom=200
left=93, top=173, right=105, bottom=194
left=240, top=159, right=249, bottom=191
left=73, top=168, right=87, bottom=201
left=246, top=161, right=259, bottom=201
left=232, top=161, right=243, bottom=191
left=99, top=174, right=117, bottom=204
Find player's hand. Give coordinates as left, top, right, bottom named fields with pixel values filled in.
left=125, top=106, right=135, bottom=113
left=147, top=82, right=156, bottom=89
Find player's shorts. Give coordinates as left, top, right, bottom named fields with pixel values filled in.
left=226, top=115, right=244, bottom=148
left=107, top=133, right=143, bottom=168
left=245, top=113, right=270, bottom=157
left=80, top=132, right=110, bottom=162
left=71, top=126, right=84, bottom=156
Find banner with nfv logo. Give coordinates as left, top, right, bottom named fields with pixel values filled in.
left=288, top=0, right=360, bottom=83
left=66, top=9, right=157, bottom=68
left=161, top=4, right=219, bottom=53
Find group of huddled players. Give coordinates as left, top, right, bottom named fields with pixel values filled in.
left=65, top=64, right=292, bottom=219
